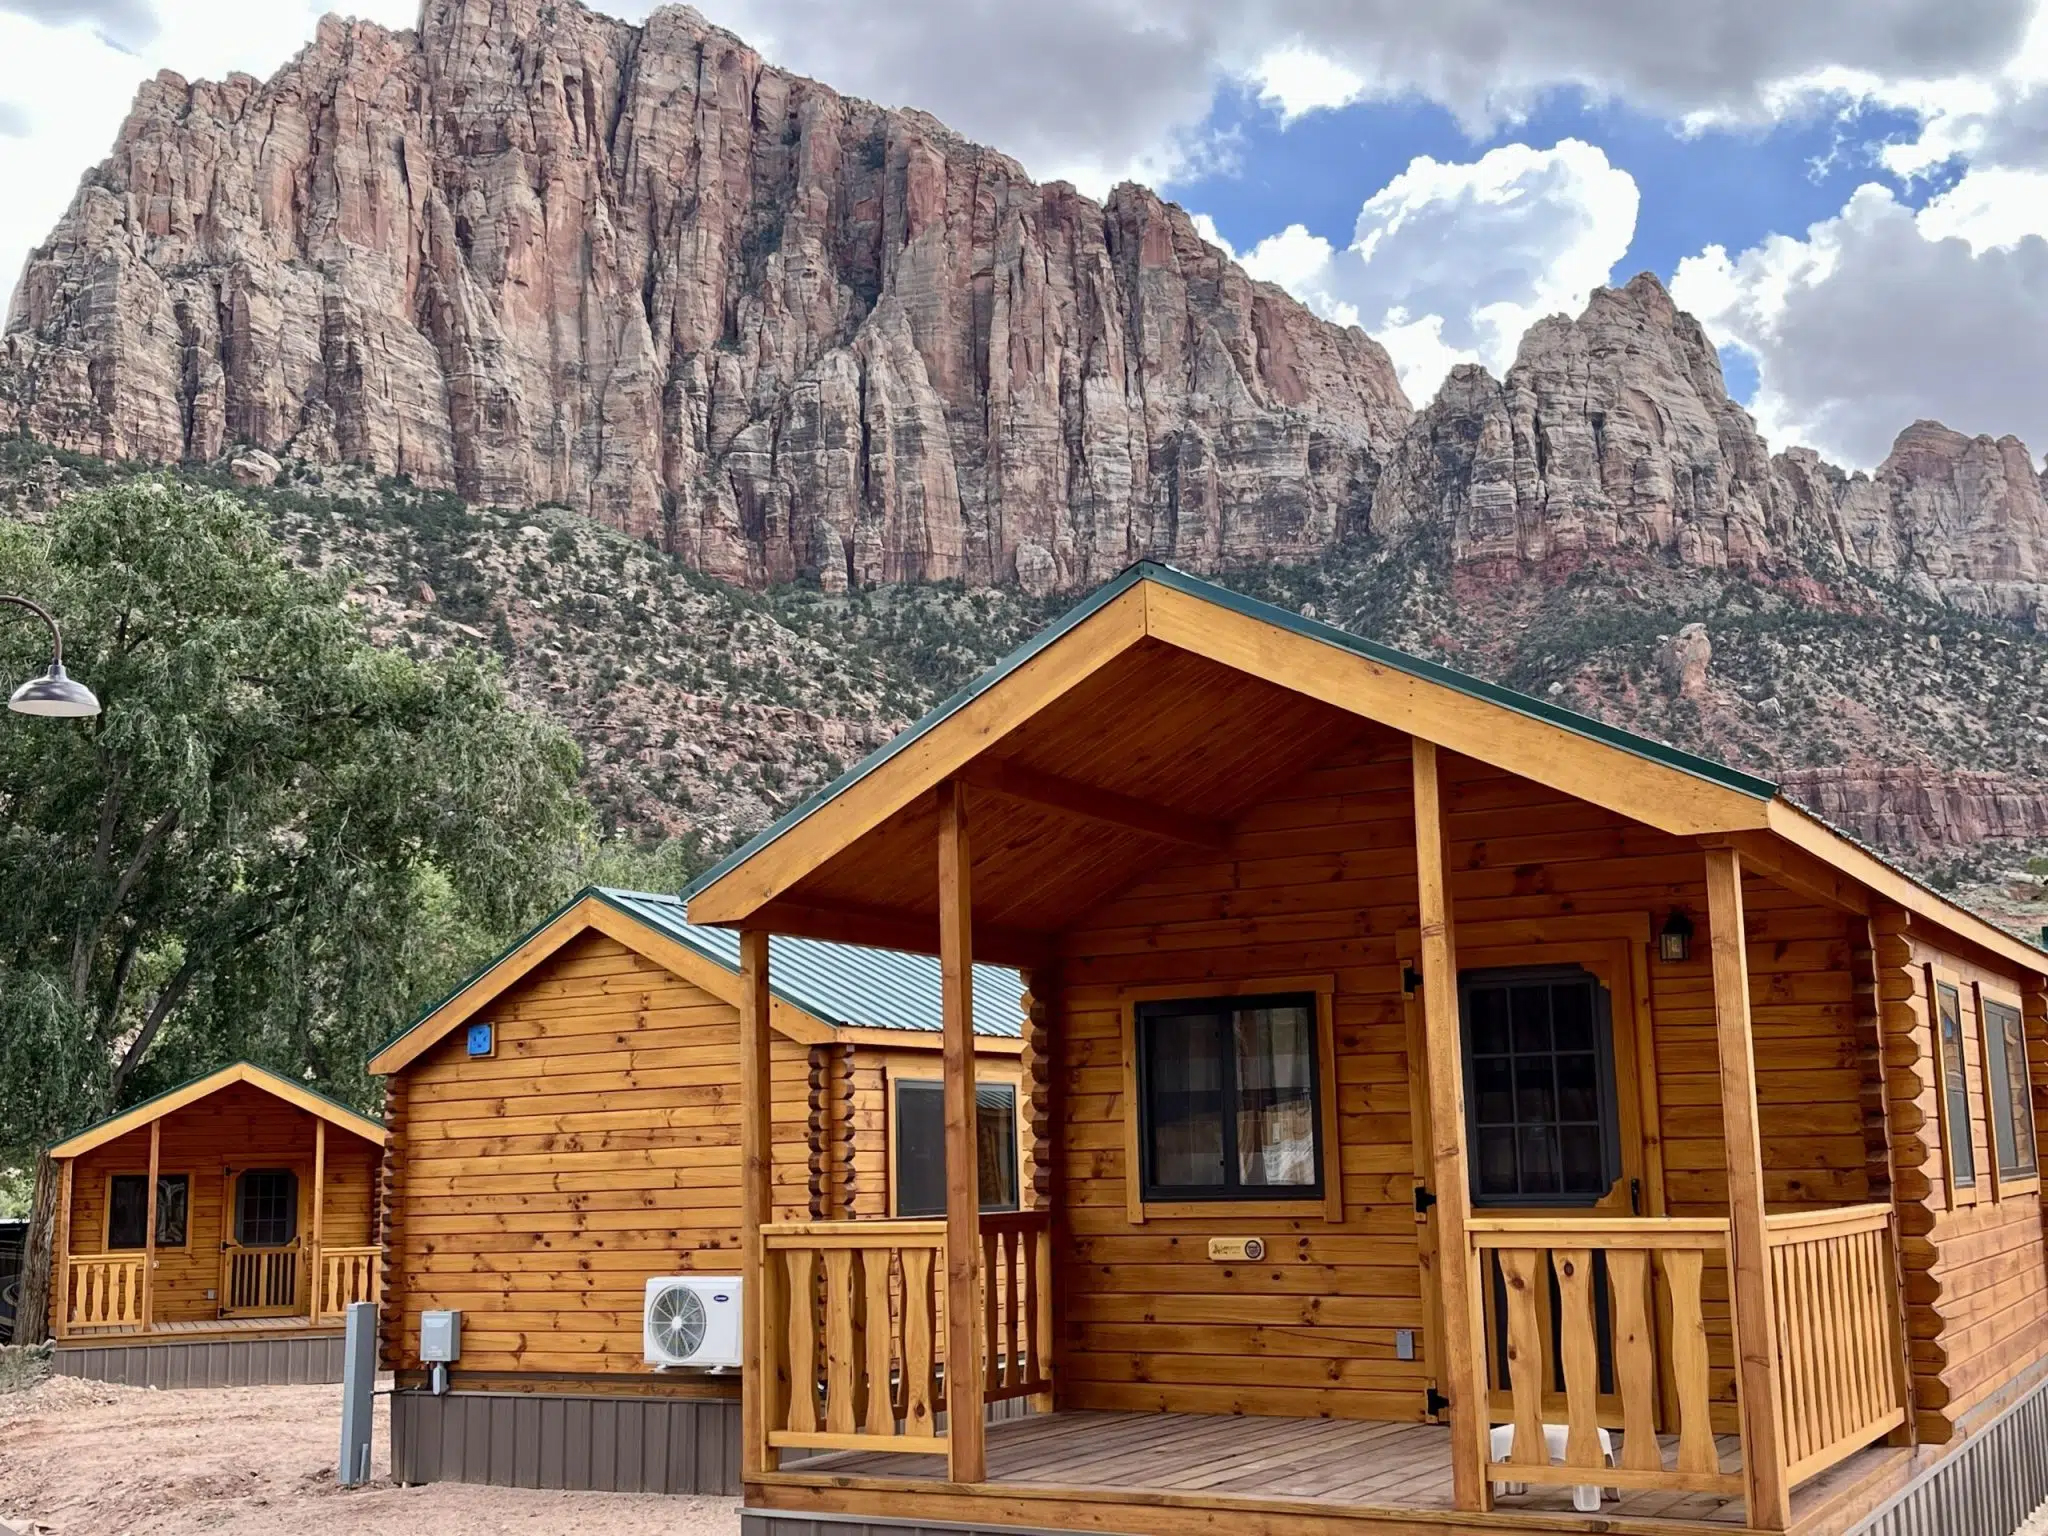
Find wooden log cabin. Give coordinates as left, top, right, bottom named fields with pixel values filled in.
left=366, top=885, right=1029, bottom=1496
left=45, top=1061, right=385, bottom=1387
left=681, top=563, right=2048, bottom=1536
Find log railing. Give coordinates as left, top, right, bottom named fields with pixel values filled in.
left=980, top=1210, right=1053, bottom=1405
left=62, top=1254, right=147, bottom=1333
left=762, top=1219, right=949, bottom=1454
left=313, top=1245, right=382, bottom=1323
left=1469, top=1216, right=1744, bottom=1500
left=1766, top=1204, right=1908, bottom=1486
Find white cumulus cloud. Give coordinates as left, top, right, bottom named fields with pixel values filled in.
left=1672, top=181, right=2048, bottom=468
left=1223, top=140, right=1639, bottom=401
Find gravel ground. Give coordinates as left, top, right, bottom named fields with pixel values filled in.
left=0, top=1377, right=740, bottom=1535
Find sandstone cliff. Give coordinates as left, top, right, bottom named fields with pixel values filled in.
left=0, top=0, right=1408, bottom=592
left=5, top=0, right=2047, bottom=621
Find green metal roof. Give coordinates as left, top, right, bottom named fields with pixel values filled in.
left=50, top=1059, right=384, bottom=1155
left=682, top=560, right=1778, bottom=905
left=593, top=887, right=1023, bottom=1037
left=371, top=886, right=1025, bottom=1067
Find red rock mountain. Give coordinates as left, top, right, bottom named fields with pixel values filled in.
left=4, top=0, right=2046, bottom=616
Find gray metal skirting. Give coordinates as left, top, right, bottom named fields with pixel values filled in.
left=52, top=1332, right=346, bottom=1387
left=391, top=1389, right=743, bottom=1495
left=1847, top=1370, right=2048, bottom=1536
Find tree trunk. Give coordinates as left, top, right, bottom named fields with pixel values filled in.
left=13, top=1154, right=59, bottom=1345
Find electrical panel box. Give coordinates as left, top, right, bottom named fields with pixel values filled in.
left=420, top=1309, right=462, bottom=1363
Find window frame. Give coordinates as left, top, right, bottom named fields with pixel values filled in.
left=886, top=1064, right=1024, bottom=1219
left=1118, top=975, right=1343, bottom=1223
left=1929, top=965, right=1982, bottom=1208
left=1977, top=982, right=2040, bottom=1199
left=103, top=1171, right=192, bottom=1252
left=1457, top=964, right=1625, bottom=1210
left=232, top=1167, right=301, bottom=1248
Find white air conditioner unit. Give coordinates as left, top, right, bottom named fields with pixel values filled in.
left=644, top=1274, right=743, bottom=1369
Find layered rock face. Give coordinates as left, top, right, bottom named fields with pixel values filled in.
left=5, top=0, right=2046, bottom=614
left=0, top=0, right=1408, bottom=591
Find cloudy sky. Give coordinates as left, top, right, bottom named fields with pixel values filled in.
left=4, top=0, right=2047, bottom=469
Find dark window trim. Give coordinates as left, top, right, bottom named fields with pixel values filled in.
left=105, top=1172, right=191, bottom=1250
left=1460, top=964, right=1624, bottom=1209
left=891, top=1077, right=1022, bottom=1217
left=1982, top=996, right=2038, bottom=1182
left=1134, top=991, right=1325, bottom=1205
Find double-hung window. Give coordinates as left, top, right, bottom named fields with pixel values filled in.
left=106, top=1173, right=189, bottom=1249
left=1135, top=993, right=1322, bottom=1202
left=1982, top=995, right=2038, bottom=1188
left=1933, top=978, right=1978, bottom=1196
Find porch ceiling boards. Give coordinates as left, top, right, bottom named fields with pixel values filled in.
left=750, top=639, right=1375, bottom=949
left=780, top=1409, right=1902, bottom=1536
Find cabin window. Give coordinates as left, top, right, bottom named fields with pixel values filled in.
left=1981, top=996, right=2038, bottom=1186
left=893, top=1080, right=1020, bottom=1217
left=106, top=1174, right=189, bottom=1249
left=1135, top=993, right=1322, bottom=1202
left=1461, top=967, right=1622, bottom=1207
left=1934, top=979, right=1977, bottom=1193
left=234, top=1169, right=298, bottom=1247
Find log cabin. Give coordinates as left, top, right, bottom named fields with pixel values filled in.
left=45, top=1061, right=386, bottom=1387
left=682, top=562, right=2048, bottom=1536
left=366, top=885, right=1029, bottom=1495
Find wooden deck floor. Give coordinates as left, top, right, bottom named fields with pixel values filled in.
left=64, top=1314, right=331, bottom=1339
left=798, top=1410, right=1897, bottom=1527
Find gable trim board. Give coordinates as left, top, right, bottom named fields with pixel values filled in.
left=50, top=1061, right=387, bottom=1160
left=682, top=562, right=2044, bottom=977
left=368, top=887, right=1025, bottom=1076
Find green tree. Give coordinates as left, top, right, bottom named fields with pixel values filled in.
left=0, top=479, right=587, bottom=1154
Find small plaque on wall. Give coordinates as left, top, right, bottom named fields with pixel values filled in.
left=1207, top=1237, right=1265, bottom=1262
left=466, top=1021, right=496, bottom=1058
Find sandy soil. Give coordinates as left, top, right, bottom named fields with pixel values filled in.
left=0, top=1377, right=741, bottom=1535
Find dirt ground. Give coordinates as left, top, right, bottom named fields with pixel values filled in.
left=0, top=1376, right=741, bottom=1535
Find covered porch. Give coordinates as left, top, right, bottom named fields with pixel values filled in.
left=685, top=567, right=1985, bottom=1534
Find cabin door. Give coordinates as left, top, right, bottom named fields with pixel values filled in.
left=1403, top=932, right=1663, bottom=1431
left=217, top=1165, right=307, bottom=1318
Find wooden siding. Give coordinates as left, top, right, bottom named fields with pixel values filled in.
left=384, top=928, right=1025, bottom=1379
left=65, top=1081, right=378, bottom=1325
left=1049, top=736, right=1875, bottom=1427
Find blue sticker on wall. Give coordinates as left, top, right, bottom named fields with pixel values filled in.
left=466, top=1022, right=494, bottom=1057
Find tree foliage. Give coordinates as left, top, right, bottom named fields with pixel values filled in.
left=0, top=480, right=587, bottom=1156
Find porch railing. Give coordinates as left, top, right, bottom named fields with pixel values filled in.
left=1468, top=1216, right=1743, bottom=1500
left=313, top=1245, right=382, bottom=1323
left=62, top=1254, right=147, bottom=1332
left=763, top=1219, right=950, bottom=1453
left=981, top=1210, right=1053, bottom=1405
left=1766, top=1204, right=1908, bottom=1485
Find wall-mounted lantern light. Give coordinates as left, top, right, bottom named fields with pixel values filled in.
left=4, top=594, right=99, bottom=718
left=1659, top=908, right=1694, bottom=964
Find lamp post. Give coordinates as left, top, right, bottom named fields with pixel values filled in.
left=3, top=594, right=99, bottom=718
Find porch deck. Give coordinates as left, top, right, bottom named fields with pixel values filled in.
left=60, top=1313, right=337, bottom=1341
left=794, top=1411, right=1900, bottom=1529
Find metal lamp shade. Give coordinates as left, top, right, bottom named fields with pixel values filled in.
left=9, top=660, right=100, bottom=717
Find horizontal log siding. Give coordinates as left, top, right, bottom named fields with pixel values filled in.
left=1050, top=739, right=1872, bottom=1425
left=1889, top=936, right=2048, bottom=1439
left=66, top=1083, right=378, bottom=1324
left=389, top=929, right=819, bottom=1376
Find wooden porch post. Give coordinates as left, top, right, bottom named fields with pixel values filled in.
left=1705, top=847, right=1791, bottom=1530
left=1411, top=739, right=1491, bottom=1511
left=740, top=927, right=774, bottom=1480
left=52, top=1158, right=72, bottom=1341
left=142, top=1120, right=160, bottom=1333
left=938, top=779, right=987, bottom=1483
left=311, top=1118, right=326, bottom=1320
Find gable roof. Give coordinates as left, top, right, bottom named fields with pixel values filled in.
left=51, top=1061, right=387, bottom=1160
left=367, top=887, right=1025, bottom=1076
left=681, top=561, right=2046, bottom=976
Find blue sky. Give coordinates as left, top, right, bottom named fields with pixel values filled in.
left=3, top=0, right=2045, bottom=469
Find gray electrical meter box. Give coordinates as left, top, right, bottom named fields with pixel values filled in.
left=420, top=1309, right=462, bottom=1363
